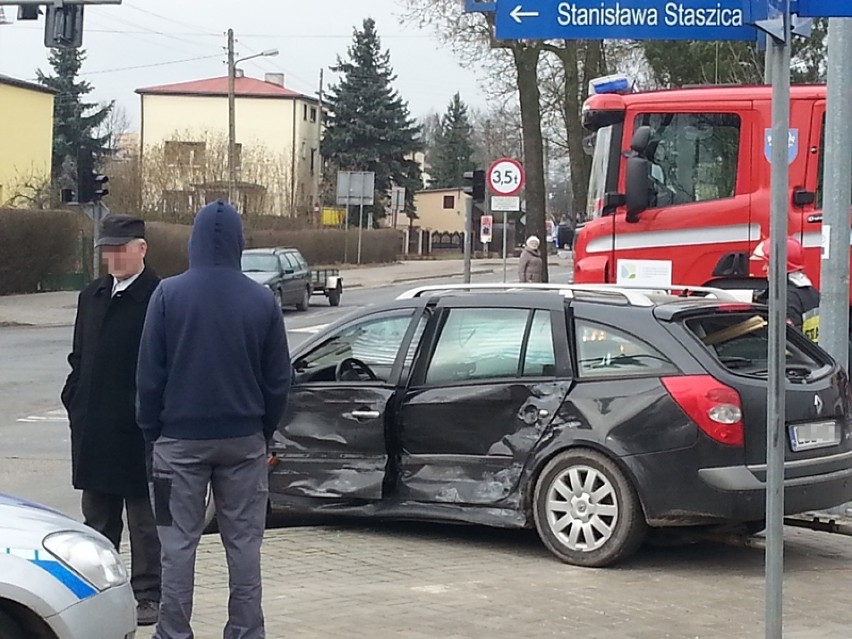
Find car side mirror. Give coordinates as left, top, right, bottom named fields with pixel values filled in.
left=625, top=156, right=652, bottom=223
left=293, top=358, right=307, bottom=372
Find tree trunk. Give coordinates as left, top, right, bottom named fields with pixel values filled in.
left=512, top=43, right=548, bottom=282
left=555, top=40, right=608, bottom=227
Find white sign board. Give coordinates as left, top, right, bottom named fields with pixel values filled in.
left=616, top=259, right=672, bottom=288
left=487, top=158, right=525, bottom=196
left=491, top=195, right=520, bottom=211
left=336, top=171, right=375, bottom=206
left=391, top=185, right=405, bottom=211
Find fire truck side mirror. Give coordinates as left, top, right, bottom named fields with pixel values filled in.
left=625, top=156, right=651, bottom=223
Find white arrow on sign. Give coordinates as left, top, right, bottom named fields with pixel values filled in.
left=510, top=5, right=539, bottom=23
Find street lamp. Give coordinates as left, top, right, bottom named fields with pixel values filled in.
left=227, top=28, right=278, bottom=205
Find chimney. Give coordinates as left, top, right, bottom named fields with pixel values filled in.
left=234, top=68, right=245, bottom=79
left=264, top=72, right=285, bottom=87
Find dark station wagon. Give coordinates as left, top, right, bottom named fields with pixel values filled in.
left=267, top=283, right=852, bottom=566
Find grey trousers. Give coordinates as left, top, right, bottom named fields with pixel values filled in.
left=151, top=433, right=268, bottom=639
left=81, top=489, right=161, bottom=603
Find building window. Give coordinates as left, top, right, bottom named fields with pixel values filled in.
left=442, top=195, right=455, bottom=209
left=310, top=107, right=317, bottom=123
left=310, top=148, right=316, bottom=175
left=164, top=141, right=206, bottom=167
left=303, top=104, right=309, bottom=121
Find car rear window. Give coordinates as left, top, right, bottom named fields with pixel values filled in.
left=684, top=313, right=832, bottom=380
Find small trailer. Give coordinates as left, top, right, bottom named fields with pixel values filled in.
left=311, top=268, right=343, bottom=306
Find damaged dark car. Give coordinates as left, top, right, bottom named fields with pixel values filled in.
left=269, top=284, right=852, bottom=567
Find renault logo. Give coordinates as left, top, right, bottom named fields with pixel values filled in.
left=814, top=395, right=824, bottom=415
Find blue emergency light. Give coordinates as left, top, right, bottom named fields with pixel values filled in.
left=589, top=74, right=634, bottom=96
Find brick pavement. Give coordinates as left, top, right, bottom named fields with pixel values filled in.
left=135, top=520, right=852, bottom=639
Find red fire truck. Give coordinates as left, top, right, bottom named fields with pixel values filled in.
left=574, top=80, right=838, bottom=295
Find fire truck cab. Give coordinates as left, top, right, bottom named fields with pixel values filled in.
left=574, top=80, right=837, bottom=298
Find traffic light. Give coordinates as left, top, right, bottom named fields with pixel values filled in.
left=77, top=149, right=109, bottom=203
left=462, top=169, right=486, bottom=202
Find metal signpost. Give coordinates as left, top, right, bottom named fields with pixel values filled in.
left=470, top=0, right=852, bottom=636
left=488, top=158, right=525, bottom=282
left=336, top=171, right=375, bottom=265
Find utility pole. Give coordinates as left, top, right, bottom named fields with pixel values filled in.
left=315, top=68, right=324, bottom=226
left=819, top=19, right=852, bottom=372
left=227, top=28, right=237, bottom=206
left=765, top=10, right=792, bottom=638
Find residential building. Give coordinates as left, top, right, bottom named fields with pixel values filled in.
left=136, top=72, right=321, bottom=217
left=0, top=74, right=55, bottom=207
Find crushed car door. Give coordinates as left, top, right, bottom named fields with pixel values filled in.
left=270, top=308, right=425, bottom=503
left=395, top=303, right=572, bottom=508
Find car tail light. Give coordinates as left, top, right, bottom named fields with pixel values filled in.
left=662, top=375, right=744, bottom=447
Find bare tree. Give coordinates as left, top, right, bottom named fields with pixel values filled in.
left=3, top=168, right=52, bottom=209
left=141, top=130, right=294, bottom=218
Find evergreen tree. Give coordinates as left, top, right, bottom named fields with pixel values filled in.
left=37, top=48, right=113, bottom=181
left=322, top=18, right=422, bottom=225
left=429, top=93, right=475, bottom=189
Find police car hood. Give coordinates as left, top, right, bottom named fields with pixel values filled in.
left=0, top=493, right=92, bottom=545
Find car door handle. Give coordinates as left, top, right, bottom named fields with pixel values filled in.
left=350, top=410, right=380, bottom=419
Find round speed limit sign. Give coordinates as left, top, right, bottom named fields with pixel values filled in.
left=487, top=158, right=525, bottom=196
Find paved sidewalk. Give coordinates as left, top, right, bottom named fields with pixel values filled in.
left=133, top=520, right=852, bottom=639
left=0, top=257, right=530, bottom=328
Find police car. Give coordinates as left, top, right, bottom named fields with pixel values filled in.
left=0, top=493, right=137, bottom=638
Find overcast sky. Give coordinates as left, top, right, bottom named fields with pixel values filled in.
left=0, top=0, right=488, bottom=131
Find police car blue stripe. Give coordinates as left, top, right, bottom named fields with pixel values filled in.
left=30, top=558, right=97, bottom=599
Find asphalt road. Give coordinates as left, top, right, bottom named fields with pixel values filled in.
left=0, top=263, right=573, bottom=518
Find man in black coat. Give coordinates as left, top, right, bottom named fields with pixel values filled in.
left=61, top=214, right=161, bottom=626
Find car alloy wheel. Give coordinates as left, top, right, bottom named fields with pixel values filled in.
left=533, top=449, right=646, bottom=567
left=547, top=464, right=618, bottom=552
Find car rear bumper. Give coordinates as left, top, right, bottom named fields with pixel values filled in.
left=698, top=453, right=852, bottom=517
left=46, top=582, right=137, bottom=639
left=626, top=448, right=852, bottom=526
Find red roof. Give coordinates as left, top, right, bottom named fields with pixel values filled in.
left=136, top=75, right=309, bottom=99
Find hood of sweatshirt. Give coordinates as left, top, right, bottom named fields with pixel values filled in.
left=188, top=200, right=245, bottom=269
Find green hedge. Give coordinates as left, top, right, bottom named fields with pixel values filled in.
left=0, top=208, right=403, bottom=293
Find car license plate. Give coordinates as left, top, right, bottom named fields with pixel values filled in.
left=789, top=421, right=839, bottom=452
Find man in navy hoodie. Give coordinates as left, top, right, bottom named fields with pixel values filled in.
left=137, top=200, right=291, bottom=639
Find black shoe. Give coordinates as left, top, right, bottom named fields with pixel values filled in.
left=136, top=600, right=159, bottom=626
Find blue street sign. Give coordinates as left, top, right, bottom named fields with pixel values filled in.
left=495, top=0, right=757, bottom=41
left=796, top=0, right=852, bottom=18
left=464, top=0, right=496, bottom=13
left=745, top=0, right=789, bottom=40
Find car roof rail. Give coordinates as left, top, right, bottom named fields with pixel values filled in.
left=396, top=283, right=655, bottom=306
left=396, top=282, right=747, bottom=307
